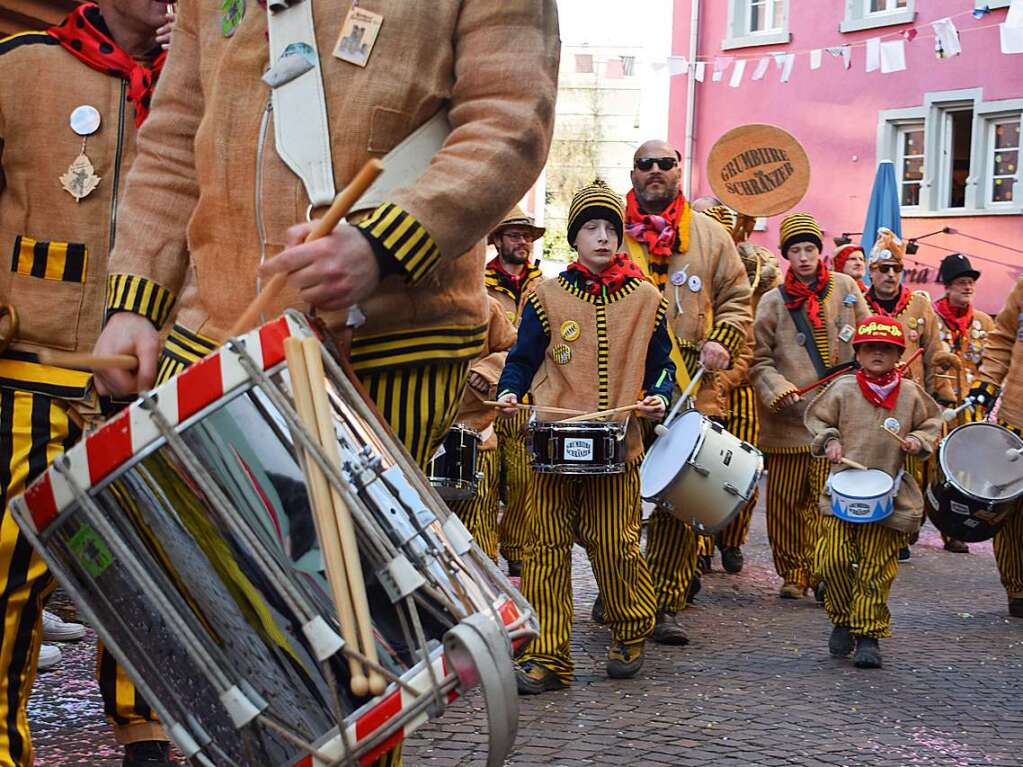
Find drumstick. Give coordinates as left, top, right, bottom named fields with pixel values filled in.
left=560, top=403, right=638, bottom=423
left=302, top=336, right=386, bottom=696
left=284, top=338, right=370, bottom=697
left=898, top=347, right=924, bottom=372
left=655, top=366, right=706, bottom=436
left=482, top=401, right=585, bottom=415
left=229, top=159, right=384, bottom=338
left=880, top=425, right=909, bottom=447
left=1007, top=447, right=1023, bottom=463
left=37, top=349, right=138, bottom=371
left=943, top=401, right=974, bottom=423
left=839, top=457, right=869, bottom=471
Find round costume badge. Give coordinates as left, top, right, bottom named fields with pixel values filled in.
left=883, top=417, right=901, bottom=433
left=795, top=332, right=807, bottom=346
left=670, top=271, right=686, bottom=287
left=973, top=320, right=982, bottom=330
left=551, top=343, right=572, bottom=365
left=909, top=330, right=919, bottom=341
left=69, top=105, right=101, bottom=136
left=506, top=310, right=517, bottom=324
left=687, top=275, right=702, bottom=293
left=560, top=320, right=581, bottom=342
left=971, top=329, right=981, bottom=339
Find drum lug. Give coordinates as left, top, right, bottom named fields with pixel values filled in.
left=166, top=722, right=203, bottom=759
left=691, top=462, right=710, bottom=478
left=219, top=683, right=266, bottom=728
left=301, top=614, right=345, bottom=661
left=723, top=482, right=740, bottom=496
left=377, top=553, right=428, bottom=603
left=443, top=515, right=474, bottom=556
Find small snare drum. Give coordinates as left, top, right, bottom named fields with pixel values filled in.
left=828, top=469, right=898, bottom=523
left=427, top=425, right=482, bottom=500
left=528, top=420, right=626, bottom=474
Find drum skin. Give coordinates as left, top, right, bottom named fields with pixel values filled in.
left=427, top=425, right=482, bottom=500
left=827, top=469, right=895, bottom=524
left=528, top=421, right=626, bottom=475
left=640, top=411, right=763, bottom=533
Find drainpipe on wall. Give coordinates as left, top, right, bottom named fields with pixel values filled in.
left=682, top=0, right=700, bottom=199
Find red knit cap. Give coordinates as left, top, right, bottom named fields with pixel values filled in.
left=852, top=315, right=906, bottom=350
left=833, top=244, right=864, bottom=274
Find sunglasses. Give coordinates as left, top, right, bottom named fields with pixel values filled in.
left=634, top=156, right=678, bottom=172
left=874, top=264, right=903, bottom=274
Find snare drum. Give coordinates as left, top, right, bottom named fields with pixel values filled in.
left=427, top=425, right=482, bottom=500
left=828, top=469, right=897, bottom=523
left=11, top=312, right=535, bottom=767
left=927, top=421, right=1023, bottom=542
left=528, top=420, right=626, bottom=474
left=640, top=410, right=763, bottom=533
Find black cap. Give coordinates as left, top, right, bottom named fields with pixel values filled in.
left=938, top=253, right=980, bottom=285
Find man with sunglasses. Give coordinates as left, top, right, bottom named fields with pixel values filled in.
left=620, top=139, right=752, bottom=645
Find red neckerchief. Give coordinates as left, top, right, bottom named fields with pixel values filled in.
left=866, top=285, right=912, bottom=318
left=934, top=297, right=973, bottom=344
left=486, top=256, right=530, bottom=293
left=625, top=190, right=687, bottom=264
left=783, top=261, right=830, bottom=330
left=855, top=278, right=869, bottom=295
left=567, top=253, right=645, bottom=296
left=855, top=367, right=902, bottom=411
left=49, top=4, right=166, bottom=127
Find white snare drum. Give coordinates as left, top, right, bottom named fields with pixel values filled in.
left=828, top=468, right=897, bottom=523
left=640, top=410, right=763, bottom=532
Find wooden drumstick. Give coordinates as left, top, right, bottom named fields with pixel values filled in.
left=37, top=349, right=138, bottom=371
left=284, top=338, right=370, bottom=697
left=229, top=159, right=384, bottom=338
left=560, top=403, right=638, bottom=424
left=302, top=336, right=386, bottom=696
left=482, top=401, right=584, bottom=416
left=655, top=366, right=706, bottom=436
left=880, top=425, right=909, bottom=447
left=839, top=457, right=869, bottom=471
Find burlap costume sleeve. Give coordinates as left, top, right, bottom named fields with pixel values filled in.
left=916, top=298, right=956, bottom=403
left=978, top=276, right=1023, bottom=390
left=704, top=223, right=752, bottom=361
left=750, top=290, right=798, bottom=412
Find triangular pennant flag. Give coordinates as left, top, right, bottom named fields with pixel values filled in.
left=729, top=59, right=747, bottom=87
left=880, top=39, right=907, bottom=73
left=1003, top=0, right=1023, bottom=53
left=810, top=49, right=822, bottom=70
left=772, top=52, right=787, bottom=68
left=866, top=37, right=881, bottom=72
left=779, top=53, right=795, bottom=82
left=752, top=56, right=771, bottom=80
left=712, top=56, right=733, bottom=82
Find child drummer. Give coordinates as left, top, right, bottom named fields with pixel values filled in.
left=496, top=179, right=675, bottom=693
left=805, top=316, right=941, bottom=668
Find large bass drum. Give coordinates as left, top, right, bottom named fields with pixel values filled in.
left=927, top=421, right=1023, bottom=542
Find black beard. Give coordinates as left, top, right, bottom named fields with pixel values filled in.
left=501, top=250, right=528, bottom=266
left=636, top=187, right=677, bottom=214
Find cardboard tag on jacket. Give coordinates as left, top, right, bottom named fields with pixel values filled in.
left=333, top=6, right=383, bottom=67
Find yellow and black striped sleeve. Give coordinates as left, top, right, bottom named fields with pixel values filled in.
left=356, top=202, right=440, bottom=285
left=707, top=320, right=747, bottom=363
left=105, top=273, right=176, bottom=328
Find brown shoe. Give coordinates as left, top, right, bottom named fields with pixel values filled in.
left=1009, top=598, right=1023, bottom=619
left=515, top=661, right=568, bottom=695
left=943, top=539, right=970, bottom=553
left=779, top=582, right=806, bottom=600
left=650, top=611, right=689, bottom=646
left=606, top=640, right=645, bottom=679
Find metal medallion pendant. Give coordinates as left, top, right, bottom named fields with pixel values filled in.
left=60, top=153, right=101, bottom=202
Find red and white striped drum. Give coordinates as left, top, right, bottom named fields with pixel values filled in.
left=10, top=312, right=534, bottom=767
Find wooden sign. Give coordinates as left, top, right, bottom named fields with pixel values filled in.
left=706, top=124, right=810, bottom=217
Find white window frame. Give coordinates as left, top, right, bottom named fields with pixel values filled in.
left=722, top=0, right=791, bottom=50
left=840, top=0, right=915, bottom=33
left=877, top=89, right=1023, bottom=217
left=976, top=0, right=1010, bottom=9
left=984, top=114, right=1022, bottom=208
left=895, top=122, right=926, bottom=212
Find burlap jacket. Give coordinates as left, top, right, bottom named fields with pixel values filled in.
left=867, top=291, right=956, bottom=403
left=937, top=308, right=994, bottom=402
left=805, top=376, right=942, bottom=533
left=107, top=0, right=560, bottom=374
left=455, top=297, right=517, bottom=450
left=0, top=33, right=143, bottom=358
left=979, top=277, right=1023, bottom=430
left=626, top=210, right=752, bottom=417
left=751, top=272, right=870, bottom=451
left=485, top=262, right=544, bottom=327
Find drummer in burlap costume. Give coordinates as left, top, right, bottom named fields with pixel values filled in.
left=496, top=180, right=674, bottom=693
left=484, top=208, right=545, bottom=576
left=618, top=140, right=752, bottom=644
left=969, top=275, right=1023, bottom=619
left=446, top=296, right=517, bottom=560
left=750, top=213, right=869, bottom=600
left=806, top=315, right=941, bottom=669
left=90, top=3, right=560, bottom=764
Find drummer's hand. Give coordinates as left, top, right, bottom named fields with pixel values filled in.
left=700, top=341, right=731, bottom=371
left=259, top=223, right=381, bottom=312
left=92, top=312, right=162, bottom=397
left=496, top=393, right=519, bottom=417
left=635, top=395, right=666, bottom=421
left=467, top=371, right=490, bottom=395
left=825, top=439, right=843, bottom=464
left=777, top=391, right=802, bottom=410
left=156, top=6, right=176, bottom=49
left=902, top=436, right=922, bottom=455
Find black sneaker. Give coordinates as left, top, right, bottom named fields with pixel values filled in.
left=853, top=636, right=882, bottom=669
left=828, top=625, right=854, bottom=657
left=1009, top=598, right=1023, bottom=618
left=507, top=559, right=522, bottom=577
left=515, top=661, right=568, bottom=695
left=697, top=554, right=712, bottom=574
left=814, top=581, right=826, bottom=605
left=606, top=640, right=645, bottom=679
left=123, top=741, right=174, bottom=767
left=898, top=546, right=911, bottom=561
left=650, top=611, right=689, bottom=646
left=686, top=574, right=702, bottom=602
left=591, top=594, right=605, bottom=624
left=720, top=547, right=744, bottom=574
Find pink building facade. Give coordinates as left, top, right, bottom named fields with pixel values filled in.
left=669, top=0, right=1023, bottom=314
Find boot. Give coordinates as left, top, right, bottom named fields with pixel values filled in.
left=853, top=636, right=882, bottom=669
left=943, top=539, right=970, bottom=553
left=686, top=574, right=702, bottom=602
left=606, top=640, right=645, bottom=679
left=828, top=625, right=854, bottom=657
left=779, top=581, right=805, bottom=599
left=650, top=611, right=689, bottom=646
left=898, top=546, right=911, bottom=561
left=697, top=554, right=712, bottom=574
left=720, top=547, right=744, bottom=574
left=1009, top=598, right=1023, bottom=618
left=814, top=581, right=826, bottom=605
left=515, top=661, right=568, bottom=695
left=591, top=594, right=605, bottom=625
left=123, top=741, right=175, bottom=767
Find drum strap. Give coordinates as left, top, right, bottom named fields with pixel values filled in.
left=779, top=285, right=830, bottom=379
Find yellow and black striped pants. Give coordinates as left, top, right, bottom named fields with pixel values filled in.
left=815, top=516, right=903, bottom=638
left=495, top=410, right=533, bottom=563
left=449, top=449, right=500, bottom=561
left=645, top=511, right=699, bottom=613
left=993, top=420, right=1023, bottom=599
left=764, top=450, right=829, bottom=589
left=715, top=385, right=761, bottom=551
left=520, top=464, right=656, bottom=681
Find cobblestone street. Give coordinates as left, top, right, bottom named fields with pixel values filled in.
left=31, top=504, right=1023, bottom=766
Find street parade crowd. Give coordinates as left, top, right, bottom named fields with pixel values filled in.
left=0, top=1, right=1020, bottom=766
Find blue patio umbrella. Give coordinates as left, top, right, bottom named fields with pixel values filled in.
left=860, top=160, right=903, bottom=286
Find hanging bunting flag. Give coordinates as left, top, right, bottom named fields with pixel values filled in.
left=751, top=56, right=771, bottom=80
left=694, top=61, right=706, bottom=82
left=865, top=37, right=881, bottom=71
left=809, top=49, right=822, bottom=69
left=605, top=58, right=625, bottom=78
left=841, top=45, right=852, bottom=69
left=880, top=39, right=907, bottom=73
left=729, top=59, right=746, bottom=87
left=1003, top=0, right=1023, bottom=53
left=667, top=56, right=689, bottom=75
left=902, top=27, right=918, bottom=42
left=779, top=53, right=795, bottom=82
left=712, top=56, right=733, bottom=82
left=772, top=52, right=787, bottom=69
left=932, top=17, right=962, bottom=59
left=574, top=54, right=594, bottom=74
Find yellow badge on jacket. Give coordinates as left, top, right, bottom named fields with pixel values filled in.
left=551, top=343, right=572, bottom=365
left=560, top=320, right=581, bottom=342
left=333, top=6, right=383, bottom=67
